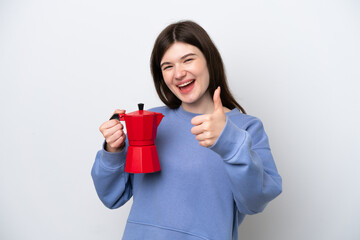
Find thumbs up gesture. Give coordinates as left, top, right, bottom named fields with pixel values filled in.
left=191, top=87, right=227, bottom=147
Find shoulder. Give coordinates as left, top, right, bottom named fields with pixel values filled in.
left=148, top=106, right=173, bottom=115
left=227, top=110, right=269, bottom=146
left=227, top=109, right=263, bottom=130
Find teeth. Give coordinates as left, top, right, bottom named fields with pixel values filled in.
left=178, top=80, right=194, bottom=87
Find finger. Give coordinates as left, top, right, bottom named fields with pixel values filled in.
left=100, top=120, right=116, bottom=133
left=199, top=140, right=212, bottom=148
left=113, top=109, right=126, bottom=114
left=101, top=122, right=123, bottom=138
left=100, top=120, right=123, bottom=132
left=111, top=135, right=126, bottom=148
left=109, top=121, right=123, bottom=130
left=213, top=86, right=223, bottom=112
left=195, top=132, right=208, bottom=141
left=195, top=130, right=215, bottom=141
left=107, top=135, right=126, bottom=150
left=191, top=125, right=205, bottom=135
left=191, top=114, right=210, bottom=126
left=106, top=129, right=125, bottom=145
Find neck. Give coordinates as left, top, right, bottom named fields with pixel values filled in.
left=181, top=92, right=214, bottom=114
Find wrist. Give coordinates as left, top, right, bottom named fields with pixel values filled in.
left=105, top=142, right=125, bottom=153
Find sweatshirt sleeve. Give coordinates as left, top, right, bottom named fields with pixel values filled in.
left=91, top=143, right=133, bottom=209
left=209, top=116, right=282, bottom=215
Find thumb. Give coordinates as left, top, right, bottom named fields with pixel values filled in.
left=213, top=86, right=223, bottom=112
left=109, top=109, right=126, bottom=120
left=114, top=109, right=126, bottom=114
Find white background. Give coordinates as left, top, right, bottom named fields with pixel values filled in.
left=1, top=0, right=359, bottom=239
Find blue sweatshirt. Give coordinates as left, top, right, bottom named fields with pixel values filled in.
left=91, top=106, right=282, bottom=240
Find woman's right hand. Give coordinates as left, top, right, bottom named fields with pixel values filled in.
left=99, top=109, right=126, bottom=152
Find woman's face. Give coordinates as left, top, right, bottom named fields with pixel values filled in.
left=160, top=42, right=211, bottom=110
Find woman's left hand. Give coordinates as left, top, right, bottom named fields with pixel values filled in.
left=191, top=87, right=227, bottom=147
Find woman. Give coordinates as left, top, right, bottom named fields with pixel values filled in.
left=91, top=20, right=282, bottom=240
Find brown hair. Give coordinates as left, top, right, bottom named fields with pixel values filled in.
left=150, top=20, right=246, bottom=113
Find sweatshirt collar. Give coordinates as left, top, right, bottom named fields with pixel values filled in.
left=175, top=105, right=240, bottom=120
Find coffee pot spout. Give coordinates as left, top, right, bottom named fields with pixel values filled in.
left=156, top=113, right=164, bottom=127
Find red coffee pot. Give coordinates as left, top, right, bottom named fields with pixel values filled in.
left=110, top=103, right=164, bottom=173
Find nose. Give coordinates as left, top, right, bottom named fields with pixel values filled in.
left=174, top=65, right=186, bottom=80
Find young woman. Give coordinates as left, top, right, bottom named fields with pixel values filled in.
left=91, top=20, right=282, bottom=240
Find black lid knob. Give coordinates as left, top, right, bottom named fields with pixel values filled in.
left=138, top=103, right=144, bottom=111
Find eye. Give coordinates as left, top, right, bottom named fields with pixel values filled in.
left=184, top=58, right=193, bottom=63
left=162, top=65, right=172, bottom=71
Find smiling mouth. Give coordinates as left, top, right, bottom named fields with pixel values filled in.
left=176, top=79, right=196, bottom=94
left=177, top=80, right=195, bottom=89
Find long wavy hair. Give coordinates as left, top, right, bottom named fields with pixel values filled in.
left=150, top=20, right=246, bottom=114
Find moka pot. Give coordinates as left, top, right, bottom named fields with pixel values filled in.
left=110, top=103, right=164, bottom=173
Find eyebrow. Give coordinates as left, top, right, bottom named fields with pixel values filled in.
left=160, top=53, right=197, bottom=68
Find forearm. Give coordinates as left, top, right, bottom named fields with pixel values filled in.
left=91, top=147, right=133, bottom=209
left=210, top=117, right=282, bottom=214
